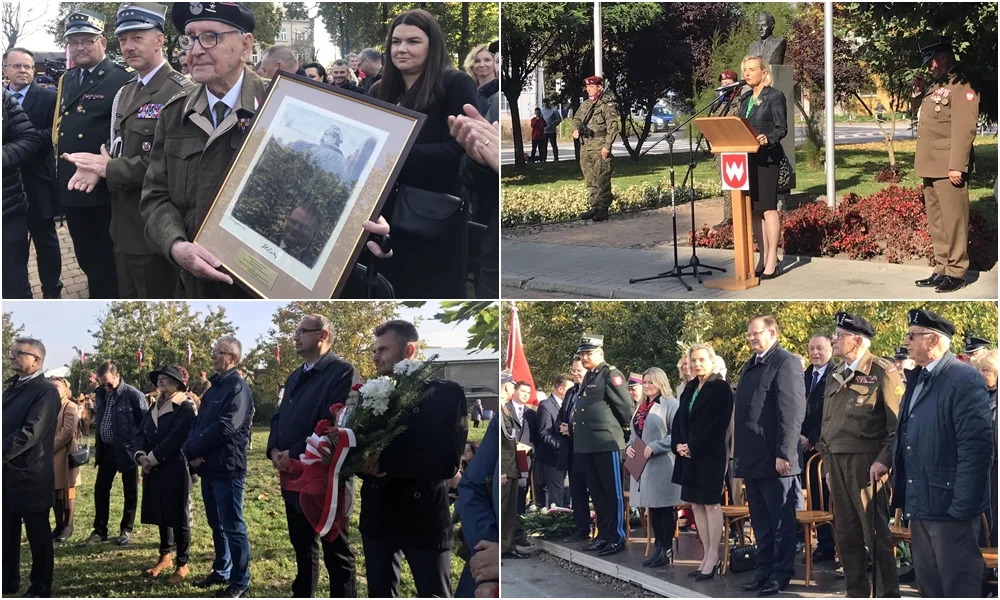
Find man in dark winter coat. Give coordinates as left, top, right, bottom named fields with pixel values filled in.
left=268, top=314, right=358, bottom=597
left=2, top=88, right=43, bottom=299
left=88, top=361, right=148, bottom=546
left=2, top=337, right=60, bottom=597
left=360, top=320, right=469, bottom=598
left=183, top=335, right=254, bottom=598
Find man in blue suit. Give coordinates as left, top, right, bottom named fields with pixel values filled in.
left=455, top=416, right=499, bottom=597
left=3, top=48, right=63, bottom=298
left=734, top=315, right=806, bottom=596
left=800, top=334, right=835, bottom=563
left=536, top=373, right=573, bottom=508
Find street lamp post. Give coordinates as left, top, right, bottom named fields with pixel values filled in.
left=593, top=1, right=603, bottom=77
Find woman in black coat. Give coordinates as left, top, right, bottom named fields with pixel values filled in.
left=672, top=344, right=734, bottom=580
left=371, top=9, right=478, bottom=298
left=135, top=366, right=195, bottom=585
left=738, top=55, right=788, bottom=280
left=2, top=89, right=43, bottom=299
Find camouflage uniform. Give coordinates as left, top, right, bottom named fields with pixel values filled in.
left=572, top=93, right=620, bottom=218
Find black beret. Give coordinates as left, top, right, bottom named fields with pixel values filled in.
left=894, top=346, right=909, bottom=360
left=907, top=309, right=956, bottom=338
left=835, top=311, right=875, bottom=339
left=172, top=2, right=255, bottom=34
left=965, top=335, right=991, bottom=353
left=577, top=333, right=604, bottom=353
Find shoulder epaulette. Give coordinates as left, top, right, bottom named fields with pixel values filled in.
left=167, top=71, right=190, bottom=87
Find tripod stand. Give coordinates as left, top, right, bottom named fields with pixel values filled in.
left=629, top=93, right=732, bottom=289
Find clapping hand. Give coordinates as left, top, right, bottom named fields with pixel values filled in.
left=447, top=104, right=499, bottom=173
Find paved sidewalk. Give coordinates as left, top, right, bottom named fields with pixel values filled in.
left=27, top=220, right=89, bottom=299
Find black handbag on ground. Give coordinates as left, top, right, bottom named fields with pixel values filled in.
left=68, top=443, right=91, bottom=469
left=391, top=184, right=465, bottom=240
left=728, top=544, right=758, bottom=573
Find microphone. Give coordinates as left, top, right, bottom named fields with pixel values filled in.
left=715, top=79, right=746, bottom=93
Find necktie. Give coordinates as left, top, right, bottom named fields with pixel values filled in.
left=136, top=80, right=145, bottom=93
left=80, top=70, right=86, bottom=85
left=12, top=91, right=22, bottom=103
left=810, top=370, right=821, bottom=393
left=213, top=101, right=229, bottom=128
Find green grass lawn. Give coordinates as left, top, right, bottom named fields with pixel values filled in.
left=834, top=136, right=997, bottom=202
left=13, top=423, right=490, bottom=598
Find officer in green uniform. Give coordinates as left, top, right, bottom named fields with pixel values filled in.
left=54, top=8, right=133, bottom=298
left=62, top=3, right=189, bottom=299
left=910, top=35, right=980, bottom=293
left=572, top=333, right=633, bottom=556
left=817, top=312, right=903, bottom=597
left=498, top=372, right=526, bottom=559
left=572, top=76, right=620, bottom=222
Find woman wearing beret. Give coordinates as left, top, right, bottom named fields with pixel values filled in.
left=739, top=55, right=788, bottom=280
left=135, top=365, right=196, bottom=585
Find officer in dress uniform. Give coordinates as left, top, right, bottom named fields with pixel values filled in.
left=816, top=312, right=903, bottom=597
left=54, top=8, right=133, bottom=299
left=63, top=3, right=189, bottom=299
left=498, top=373, right=527, bottom=559
left=910, top=35, right=980, bottom=293
left=572, top=333, right=632, bottom=557
left=572, top=76, right=620, bottom=222
left=964, top=334, right=991, bottom=361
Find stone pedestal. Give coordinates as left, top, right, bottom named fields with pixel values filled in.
left=770, top=64, right=796, bottom=190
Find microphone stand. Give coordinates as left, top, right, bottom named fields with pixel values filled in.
left=628, top=90, right=736, bottom=288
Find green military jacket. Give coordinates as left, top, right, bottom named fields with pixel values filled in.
left=572, top=94, right=620, bottom=153
left=499, top=402, right=519, bottom=479
left=54, top=56, right=133, bottom=208
left=572, top=361, right=633, bottom=454
left=139, top=66, right=266, bottom=298
left=107, top=62, right=191, bottom=256
left=911, top=65, right=980, bottom=179
left=816, top=350, right=903, bottom=467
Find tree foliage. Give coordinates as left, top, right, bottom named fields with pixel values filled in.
left=2, top=2, right=46, bottom=51
left=47, top=2, right=282, bottom=67
left=403, top=301, right=499, bottom=353
left=2, top=311, right=26, bottom=362
left=506, top=301, right=998, bottom=389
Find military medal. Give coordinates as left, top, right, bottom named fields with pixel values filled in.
left=76, top=103, right=85, bottom=114
left=142, top=141, right=152, bottom=152
left=935, top=105, right=941, bottom=112
left=856, top=397, right=864, bottom=405
left=942, top=98, right=949, bottom=106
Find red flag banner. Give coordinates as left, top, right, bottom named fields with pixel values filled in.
left=505, top=305, right=537, bottom=406
left=80, top=349, right=87, bottom=365
left=275, top=342, right=281, bottom=365
left=136, top=347, right=143, bottom=367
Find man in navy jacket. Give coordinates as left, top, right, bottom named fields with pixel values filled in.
left=536, top=373, right=573, bottom=508
left=733, top=315, right=806, bottom=596
left=801, top=334, right=835, bottom=562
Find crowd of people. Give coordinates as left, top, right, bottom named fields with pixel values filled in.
left=501, top=311, right=998, bottom=598
left=2, top=2, right=500, bottom=300
left=3, top=317, right=500, bottom=598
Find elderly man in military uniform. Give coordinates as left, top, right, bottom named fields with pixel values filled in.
left=817, top=312, right=902, bottom=597
left=498, top=373, right=527, bottom=560
left=54, top=8, right=133, bottom=298
left=572, top=76, right=620, bottom=222
left=911, top=35, right=980, bottom=293
left=572, top=333, right=632, bottom=556
left=63, top=3, right=189, bottom=299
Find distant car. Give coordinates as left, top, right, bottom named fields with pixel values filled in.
left=650, top=105, right=674, bottom=132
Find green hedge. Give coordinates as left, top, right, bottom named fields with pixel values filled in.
left=502, top=178, right=723, bottom=227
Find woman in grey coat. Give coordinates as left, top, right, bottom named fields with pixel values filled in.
left=626, top=367, right=682, bottom=568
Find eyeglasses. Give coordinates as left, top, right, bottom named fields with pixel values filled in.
left=178, top=30, right=243, bottom=50
left=4, top=63, right=34, bottom=71
left=746, top=330, right=767, bottom=339
left=66, top=38, right=101, bottom=49
left=905, top=332, right=935, bottom=341
left=8, top=349, right=40, bottom=360
left=294, top=328, right=323, bottom=336
left=212, top=350, right=235, bottom=357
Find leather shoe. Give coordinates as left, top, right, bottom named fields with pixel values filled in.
left=757, top=580, right=784, bottom=595
left=582, top=539, right=608, bottom=552
left=563, top=531, right=590, bottom=543
left=935, top=275, right=966, bottom=293
left=502, top=549, right=530, bottom=559
left=812, top=548, right=836, bottom=563
left=915, top=273, right=945, bottom=287
left=592, top=209, right=609, bottom=222
left=114, top=533, right=130, bottom=546
left=598, top=542, right=625, bottom=556
left=216, top=585, right=249, bottom=598
left=741, top=579, right=767, bottom=592
left=579, top=209, right=596, bottom=221
left=193, top=573, right=230, bottom=588
left=85, top=532, right=106, bottom=545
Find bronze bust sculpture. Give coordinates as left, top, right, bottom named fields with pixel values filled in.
left=748, top=12, right=787, bottom=65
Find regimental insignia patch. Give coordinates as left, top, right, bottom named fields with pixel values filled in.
left=611, top=375, right=624, bottom=386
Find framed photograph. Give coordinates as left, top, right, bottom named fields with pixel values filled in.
left=193, top=71, right=425, bottom=298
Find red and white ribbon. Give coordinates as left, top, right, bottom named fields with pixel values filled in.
left=282, top=427, right=356, bottom=541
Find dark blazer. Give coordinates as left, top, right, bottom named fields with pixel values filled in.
left=505, top=400, right=537, bottom=451
left=733, top=343, right=807, bottom=479
left=738, top=86, right=787, bottom=165
left=556, top=384, right=580, bottom=472
left=15, top=84, right=59, bottom=222
left=890, top=353, right=992, bottom=521
left=536, top=394, right=564, bottom=467
left=455, top=416, right=499, bottom=597
left=801, top=360, right=834, bottom=446
left=94, top=381, right=149, bottom=472
left=135, top=394, right=195, bottom=527
left=360, top=379, right=468, bottom=549
left=2, top=373, right=60, bottom=515
left=671, top=374, right=734, bottom=495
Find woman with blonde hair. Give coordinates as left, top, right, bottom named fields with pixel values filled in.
left=464, top=43, right=499, bottom=125
left=672, top=343, right=734, bottom=580
left=739, top=54, right=788, bottom=280
left=626, top=367, right=682, bottom=568
left=972, top=348, right=998, bottom=546
left=48, top=372, right=81, bottom=542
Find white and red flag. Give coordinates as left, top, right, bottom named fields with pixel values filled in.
left=505, top=305, right=536, bottom=406
left=186, top=343, right=193, bottom=365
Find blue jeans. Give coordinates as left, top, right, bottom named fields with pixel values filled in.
left=201, top=475, right=251, bottom=589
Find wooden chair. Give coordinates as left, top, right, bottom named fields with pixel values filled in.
left=721, top=486, right=752, bottom=575
left=796, top=453, right=835, bottom=586
left=982, top=513, right=998, bottom=568
left=889, top=507, right=911, bottom=546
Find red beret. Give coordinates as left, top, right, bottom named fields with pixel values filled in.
left=584, top=76, right=603, bottom=86
left=719, top=70, right=739, bottom=82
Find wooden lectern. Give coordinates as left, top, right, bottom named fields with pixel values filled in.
left=695, top=116, right=761, bottom=290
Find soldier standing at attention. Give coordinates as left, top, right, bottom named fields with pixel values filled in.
left=573, top=334, right=633, bottom=557
left=817, top=312, right=902, bottom=597
left=572, top=76, right=620, bottom=222
left=910, top=35, right=980, bottom=293
left=498, top=373, right=527, bottom=560
left=63, top=3, right=189, bottom=299
left=54, top=8, right=133, bottom=299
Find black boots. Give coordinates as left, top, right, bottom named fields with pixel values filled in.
left=642, top=540, right=672, bottom=568
left=53, top=498, right=75, bottom=542
left=51, top=499, right=64, bottom=540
